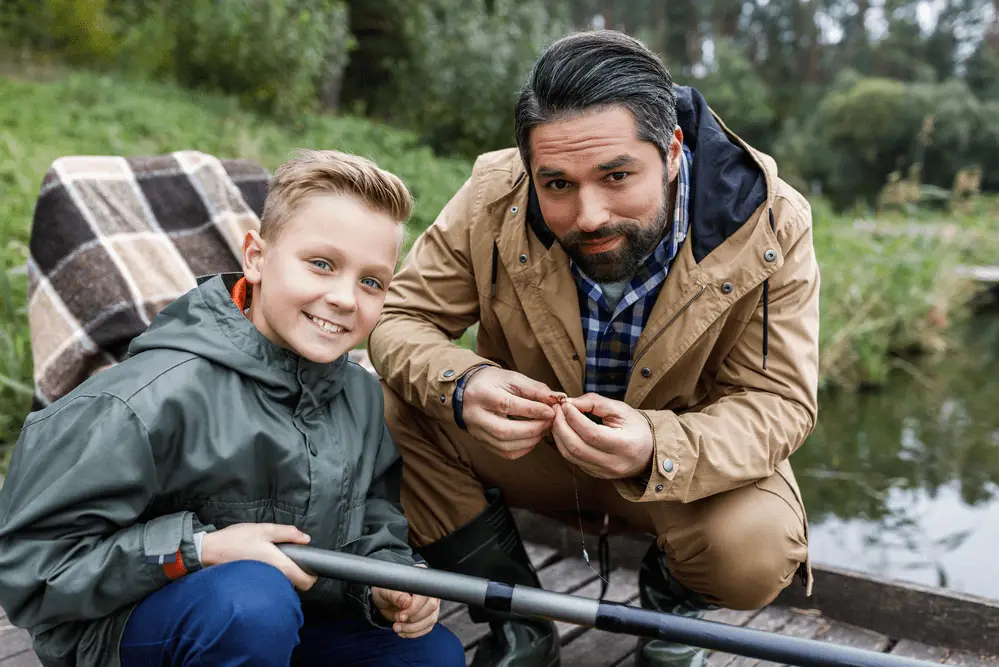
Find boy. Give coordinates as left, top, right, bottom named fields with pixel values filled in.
left=0, top=149, right=465, bottom=667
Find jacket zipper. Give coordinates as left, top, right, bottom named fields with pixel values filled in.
left=634, top=285, right=706, bottom=364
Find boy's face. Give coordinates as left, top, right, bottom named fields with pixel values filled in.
left=242, top=194, right=402, bottom=364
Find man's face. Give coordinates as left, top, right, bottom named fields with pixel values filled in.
left=530, top=106, right=682, bottom=283
left=242, top=194, right=401, bottom=364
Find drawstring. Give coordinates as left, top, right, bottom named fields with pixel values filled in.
left=490, top=241, right=499, bottom=297
left=763, top=209, right=775, bottom=370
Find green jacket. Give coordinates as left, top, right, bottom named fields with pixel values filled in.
left=0, top=274, right=415, bottom=667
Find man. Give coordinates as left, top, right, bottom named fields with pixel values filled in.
left=367, top=30, right=819, bottom=667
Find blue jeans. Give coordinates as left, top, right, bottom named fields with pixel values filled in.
left=119, top=560, right=465, bottom=667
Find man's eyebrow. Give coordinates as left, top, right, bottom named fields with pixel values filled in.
left=536, top=166, right=564, bottom=179
left=597, top=155, right=636, bottom=171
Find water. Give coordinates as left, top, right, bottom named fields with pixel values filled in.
left=792, top=314, right=999, bottom=601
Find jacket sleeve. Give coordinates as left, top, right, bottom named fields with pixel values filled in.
left=617, top=209, right=820, bottom=504
left=0, top=393, right=207, bottom=634
left=367, top=175, right=499, bottom=423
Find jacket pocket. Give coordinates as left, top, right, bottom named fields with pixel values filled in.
left=337, top=503, right=367, bottom=549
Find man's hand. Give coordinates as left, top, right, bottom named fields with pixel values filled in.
left=551, top=393, right=655, bottom=479
left=461, top=367, right=562, bottom=460
left=371, top=564, right=441, bottom=638
left=200, top=523, right=318, bottom=591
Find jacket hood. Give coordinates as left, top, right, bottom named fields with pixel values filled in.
left=128, top=273, right=348, bottom=408
left=526, top=85, right=772, bottom=263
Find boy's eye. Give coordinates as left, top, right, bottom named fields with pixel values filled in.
left=545, top=179, right=571, bottom=191
left=311, top=259, right=332, bottom=271
left=607, top=172, right=629, bottom=182
left=361, top=277, right=383, bottom=290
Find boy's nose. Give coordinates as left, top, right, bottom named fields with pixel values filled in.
left=324, top=279, right=356, bottom=312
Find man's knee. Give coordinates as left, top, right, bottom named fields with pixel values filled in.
left=195, top=561, right=303, bottom=658
left=667, top=481, right=808, bottom=610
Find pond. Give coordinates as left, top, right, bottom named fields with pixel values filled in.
left=792, top=313, right=999, bottom=601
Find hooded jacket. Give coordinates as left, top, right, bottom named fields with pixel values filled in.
left=0, top=274, right=414, bottom=667
left=368, top=86, right=820, bottom=529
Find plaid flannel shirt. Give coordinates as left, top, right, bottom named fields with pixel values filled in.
left=570, top=143, right=693, bottom=400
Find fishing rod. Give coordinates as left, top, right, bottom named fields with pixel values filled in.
left=279, top=545, right=938, bottom=667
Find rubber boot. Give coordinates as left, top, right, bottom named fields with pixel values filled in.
left=636, top=542, right=717, bottom=667
left=416, top=489, right=560, bottom=667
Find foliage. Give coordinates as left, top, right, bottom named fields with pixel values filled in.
left=381, top=0, right=571, bottom=158
left=0, top=0, right=354, bottom=118
left=688, top=37, right=777, bottom=151
left=167, top=0, right=353, bottom=118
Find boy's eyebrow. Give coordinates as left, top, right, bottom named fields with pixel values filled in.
left=597, top=154, right=636, bottom=171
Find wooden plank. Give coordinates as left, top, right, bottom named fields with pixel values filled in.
left=0, top=651, right=43, bottom=667
left=708, top=607, right=797, bottom=667
left=735, top=610, right=830, bottom=667
left=553, top=567, right=640, bottom=643
left=775, top=563, right=999, bottom=654
left=525, top=542, right=561, bottom=571
left=0, top=628, right=33, bottom=662
left=945, top=650, right=999, bottom=667
left=442, top=556, right=597, bottom=650
left=560, top=629, right=638, bottom=666
left=813, top=619, right=890, bottom=653
left=891, top=639, right=951, bottom=663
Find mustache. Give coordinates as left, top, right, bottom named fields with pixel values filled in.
left=563, top=221, right=639, bottom=245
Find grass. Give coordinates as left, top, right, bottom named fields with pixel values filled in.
left=2, top=60, right=998, bottom=473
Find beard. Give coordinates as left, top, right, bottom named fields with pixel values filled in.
left=559, top=197, right=672, bottom=283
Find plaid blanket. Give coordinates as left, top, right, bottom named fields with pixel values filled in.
left=27, top=151, right=270, bottom=407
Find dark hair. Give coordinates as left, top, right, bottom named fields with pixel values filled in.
left=514, top=30, right=678, bottom=169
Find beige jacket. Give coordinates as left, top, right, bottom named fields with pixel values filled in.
left=368, top=88, right=820, bottom=513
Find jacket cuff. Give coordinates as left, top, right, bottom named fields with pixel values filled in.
left=426, top=356, right=498, bottom=424
left=613, top=410, right=688, bottom=503
left=143, top=512, right=213, bottom=580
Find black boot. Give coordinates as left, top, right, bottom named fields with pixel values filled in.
left=636, top=542, right=717, bottom=667
left=416, top=489, right=560, bottom=667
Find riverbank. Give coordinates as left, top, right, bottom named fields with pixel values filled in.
left=2, top=64, right=997, bottom=471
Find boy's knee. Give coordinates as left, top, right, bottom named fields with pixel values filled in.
left=422, top=625, right=466, bottom=667
left=196, top=561, right=303, bottom=657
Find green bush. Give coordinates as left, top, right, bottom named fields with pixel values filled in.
left=383, top=0, right=570, bottom=158
left=168, top=0, right=353, bottom=118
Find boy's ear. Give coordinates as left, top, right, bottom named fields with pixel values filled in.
left=242, top=230, right=266, bottom=284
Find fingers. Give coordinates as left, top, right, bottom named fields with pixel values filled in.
left=508, top=374, right=564, bottom=406
left=278, top=555, right=319, bottom=591
left=395, top=597, right=440, bottom=638
left=470, top=409, right=549, bottom=443
left=561, top=400, right=614, bottom=449
left=400, top=594, right=435, bottom=623
left=487, top=391, right=555, bottom=421
left=265, top=524, right=312, bottom=545
left=551, top=405, right=617, bottom=477
left=566, top=393, right=623, bottom=419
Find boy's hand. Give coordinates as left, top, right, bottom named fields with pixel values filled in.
left=200, top=523, right=318, bottom=591
left=371, top=564, right=441, bottom=638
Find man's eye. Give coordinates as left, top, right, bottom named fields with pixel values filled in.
left=361, top=277, right=383, bottom=290
left=311, top=259, right=332, bottom=271
left=546, top=179, right=570, bottom=191
left=608, top=172, right=629, bottom=182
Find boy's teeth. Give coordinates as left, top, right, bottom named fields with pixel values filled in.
left=309, top=315, right=343, bottom=333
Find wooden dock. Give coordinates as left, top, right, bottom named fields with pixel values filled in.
left=3, top=540, right=998, bottom=666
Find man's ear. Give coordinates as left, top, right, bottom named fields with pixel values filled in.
left=667, top=126, right=684, bottom=184
left=242, top=230, right=266, bottom=284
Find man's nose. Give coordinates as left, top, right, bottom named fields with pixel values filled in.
left=575, top=187, right=612, bottom=234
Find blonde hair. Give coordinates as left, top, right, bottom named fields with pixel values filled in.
left=260, top=149, right=413, bottom=240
